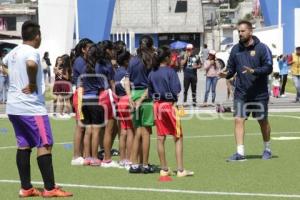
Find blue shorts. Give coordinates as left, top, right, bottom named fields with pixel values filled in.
left=233, top=99, right=268, bottom=120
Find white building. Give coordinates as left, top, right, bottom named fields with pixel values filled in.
left=111, top=0, right=204, bottom=51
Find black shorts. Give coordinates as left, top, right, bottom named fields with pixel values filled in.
left=233, top=99, right=268, bottom=120
left=81, top=98, right=104, bottom=125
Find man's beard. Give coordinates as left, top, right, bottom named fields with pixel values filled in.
left=239, top=36, right=250, bottom=45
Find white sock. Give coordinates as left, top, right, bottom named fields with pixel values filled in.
left=264, top=141, right=271, bottom=152
left=237, top=145, right=245, bottom=156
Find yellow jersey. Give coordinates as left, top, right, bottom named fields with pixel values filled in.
left=291, top=53, right=300, bottom=75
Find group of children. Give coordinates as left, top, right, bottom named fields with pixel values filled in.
left=69, top=36, right=194, bottom=177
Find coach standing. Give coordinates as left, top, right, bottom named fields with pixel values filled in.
left=219, top=20, right=273, bottom=161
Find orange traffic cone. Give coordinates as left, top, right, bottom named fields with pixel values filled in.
left=158, top=176, right=173, bottom=182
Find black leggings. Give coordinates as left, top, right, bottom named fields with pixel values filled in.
left=280, top=74, right=288, bottom=95
left=183, top=75, right=197, bottom=103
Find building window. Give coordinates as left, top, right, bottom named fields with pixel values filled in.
left=0, top=17, right=16, bottom=31
left=179, top=34, right=189, bottom=41
left=158, top=35, right=168, bottom=41
left=175, top=0, right=187, bottom=13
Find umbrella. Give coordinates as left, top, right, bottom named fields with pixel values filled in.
left=169, top=40, right=188, bottom=49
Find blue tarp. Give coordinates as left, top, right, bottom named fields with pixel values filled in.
left=169, top=41, right=188, bottom=49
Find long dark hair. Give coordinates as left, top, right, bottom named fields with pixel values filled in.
left=97, top=40, right=113, bottom=65
left=137, top=35, right=156, bottom=69
left=112, top=40, right=126, bottom=62
left=74, top=38, right=93, bottom=58
left=154, top=46, right=171, bottom=71
left=117, top=50, right=131, bottom=67
left=54, top=56, right=61, bottom=68
left=43, top=51, right=49, bottom=59
left=60, top=54, right=72, bottom=80
left=85, top=44, right=100, bottom=74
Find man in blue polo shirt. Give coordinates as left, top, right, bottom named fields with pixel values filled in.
left=219, top=20, right=273, bottom=161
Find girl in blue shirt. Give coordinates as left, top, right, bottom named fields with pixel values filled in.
left=277, top=55, right=289, bottom=97
left=149, top=46, right=194, bottom=177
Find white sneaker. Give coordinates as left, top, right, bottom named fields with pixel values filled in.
left=119, top=160, right=132, bottom=170
left=124, top=160, right=132, bottom=171
left=280, top=94, right=287, bottom=98
left=101, top=160, right=121, bottom=168
left=118, top=160, right=126, bottom=169
left=177, top=169, right=194, bottom=177
left=71, top=157, right=84, bottom=166
left=61, top=114, right=71, bottom=119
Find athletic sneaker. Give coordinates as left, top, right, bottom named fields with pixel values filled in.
left=262, top=150, right=272, bottom=160
left=119, top=160, right=132, bottom=170
left=111, top=149, right=120, bottom=156
left=125, top=160, right=132, bottom=171
left=118, top=160, right=128, bottom=169
left=90, top=158, right=102, bottom=166
left=57, top=114, right=71, bottom=119
left=42, top=188, right=72, bottom=197
left=83, top=157, right=93, bottom=166
left=141, top=165, right=156, bottom=174
left=160, top=168, right=174, bottom=176
left=71, top=157, right=84, bottom=166
left=177, top=170, right=194, bottom=177
left=101, top=160, right=120, bottom=168
left=226, top=153, right=246, bottom=162
left=97, top=149, right=104, bottom=160
left=19, top=187, right=41, bottom=198
left=129, top=165, right=142, bottom=173
left=119, top=160, right=125, bottom=166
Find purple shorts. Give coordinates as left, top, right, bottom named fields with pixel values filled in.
left=8, top=115, right=54, bottom=148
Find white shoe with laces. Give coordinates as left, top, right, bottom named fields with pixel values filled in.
left=71, top=157, right=84, bottom=166
left=101, top=160, right=121, bottom=168
left=280, top=94, right=287, bottom=98
left=177, top=169, right=194, bottom=177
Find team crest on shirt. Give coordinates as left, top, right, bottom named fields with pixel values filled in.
left=250, top=50, right=256, bottom=56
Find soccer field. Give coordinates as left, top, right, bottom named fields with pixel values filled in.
left=0, top=113, right=300, bottom=200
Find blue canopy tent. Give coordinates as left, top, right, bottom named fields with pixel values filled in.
left=169, top=40, right=188, bottom=49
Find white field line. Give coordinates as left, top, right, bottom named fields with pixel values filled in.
left=0, top=180, right=300, bottom=198
left=268, top=114, right=300, bottom=119
left=0, top=131, right=300, bottom=150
